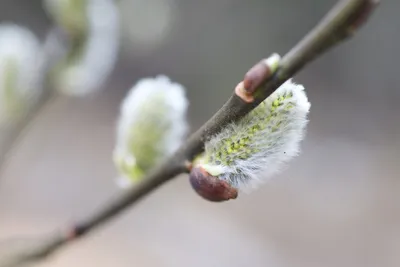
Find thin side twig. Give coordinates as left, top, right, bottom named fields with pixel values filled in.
left=0, top=26, right=69, bottom=174
left=0, top=0, right=379, bottom=266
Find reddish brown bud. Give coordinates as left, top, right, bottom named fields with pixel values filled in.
left=243, top=61, right=272, bottom=94
left=189, top=167, right=238, bottom=202
left=242, top=54, right=281, bottom=94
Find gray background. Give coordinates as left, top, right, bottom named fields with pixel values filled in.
left=0, top=0, right=399, bottom=266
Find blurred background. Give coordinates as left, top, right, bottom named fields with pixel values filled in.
left=0, top=0, right=399, bottom=266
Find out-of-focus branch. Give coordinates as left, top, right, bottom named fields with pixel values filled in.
left=0, top=0, right=99, bottom=171
left=0, top=27, right=66, bottom=172
left=0, top=90, right=54, bottom=170
left=0, top=13, right=91, bottom=173
left=0, top=0, right=379, bottom=266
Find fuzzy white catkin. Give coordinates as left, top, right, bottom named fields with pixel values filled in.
left=114, top=75, right=188, bottom=187
left=44, top=0, right=119, bottom=96
left=195, top=79, right=311, bottom=191
left=0, top=23, right=42, bottom=126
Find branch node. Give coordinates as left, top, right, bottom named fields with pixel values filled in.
left=234, top=81, right=254, bottom=103
left=184, top=160, right=193, bottom=172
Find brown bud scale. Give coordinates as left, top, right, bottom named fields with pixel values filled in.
left=189, top=167, right=238, bottom=202
left=243, top=60, right=273, bottom=94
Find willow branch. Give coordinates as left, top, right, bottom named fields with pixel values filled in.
left=0, top=0, right=379, bottom=266
left=0, top=25, right=71, bottom=175
left=0, top=29, right=56, bottom=171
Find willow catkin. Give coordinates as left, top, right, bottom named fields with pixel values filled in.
left=114, top=75, right=189, bottom=187
left=190, top=79, right=310, bottom=201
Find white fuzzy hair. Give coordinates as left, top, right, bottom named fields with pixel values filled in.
left=114, top=75, right=188, bottom=185
left=201, top=79, right=310, bottom=191
left=0, top=23, right=41, bottom=125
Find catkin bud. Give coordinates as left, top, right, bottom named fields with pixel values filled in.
left=43, top=0, right=88, bottom=38
left=0, top=23, right=41, bottom=126
left=44, top=0, right=119, bottom=96
left=114, top=75, right=189, bottom=187
left=190, top=79, right=311, bottom=201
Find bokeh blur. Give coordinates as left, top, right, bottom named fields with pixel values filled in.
left=0, top=0, right=398, bottom=267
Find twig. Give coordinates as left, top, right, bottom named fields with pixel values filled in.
left=0, top=0, right=379, bottom=266
left=0, top=26, right=68, bottom=174
left=0, top=20, right=92, bottom=175
left=0, top=91, right=55, bottom=170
